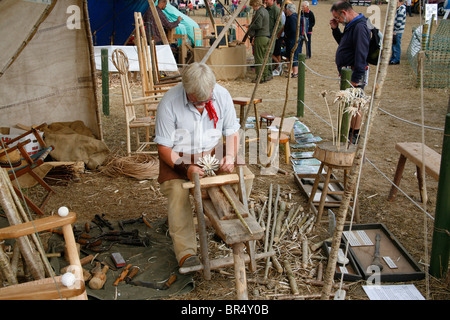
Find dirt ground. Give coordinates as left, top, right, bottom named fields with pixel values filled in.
left=23, top=1, right=449, bottom=300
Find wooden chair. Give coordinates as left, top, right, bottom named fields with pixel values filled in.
left=0, top=211, right=87, bottom=300
left=112, top=49, right=165, bottom=155
left=0, top=123, right=55, bottom=216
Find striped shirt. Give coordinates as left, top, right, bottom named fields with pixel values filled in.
left=394, top=4, right=406, bottom=34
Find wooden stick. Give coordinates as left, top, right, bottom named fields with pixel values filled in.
left=233, top=242, right=248, bottom=300
left=179, top=250, right=275, bottom=273
left=193, top=173, right=211, bottom=280
left=284, top=260, right=299, bottom=294
left=302, top=237, right=309, bottom=269
left=273, top=201, right=286, bottom=243
left=220, top=185, right=253, bottom=235
left=321, top=0, right=398, bottom=300
left=0, top=169, right=45, bottom=280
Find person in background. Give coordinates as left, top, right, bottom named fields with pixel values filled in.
left=389, top=0, right=406, bottom=65
left=154, top=63, right=241, bottom=268
left=266, top=0, right=282, bottom=74
left=144, top=0, right=183, bottom=45
left=272, top=0, right=286, bottom=76
left=300, top=1, right=315, bottom=59
left=405, top=0, right=413, bottom=17
left=284, top=2, right=307, bottom=78
left=329, top=1, right=370, bottom=143
left=243, top=0, right=272, bottom=83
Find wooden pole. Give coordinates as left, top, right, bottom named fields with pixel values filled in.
left=101, top=48, right=109, bottom=116
left=193, top=172, right=211, bottom=280
left=233, top=242, right=248, bottom=300
left=0, top=169, right=45, bottom=280
left=297, top=53, right=306, bottom=117
left=200, top=0, right=249, bottom=64
left=339, top=68, right=352, bottom=143
left=321, top=0, right=397, bottom=300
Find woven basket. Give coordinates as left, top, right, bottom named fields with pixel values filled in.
left=0, top=148, right=21, bottom=168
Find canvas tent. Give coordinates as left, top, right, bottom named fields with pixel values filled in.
left=88, top=0, right=199, bottom=46
left=0, top=0, right=101, bottom=139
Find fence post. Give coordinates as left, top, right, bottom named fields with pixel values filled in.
left=339, top=68, right=352, bottom=143
left=297, top=53, right=306, bottom=117
left=101, top=48, right=109, bottom=116
left=429, top=104, right=450, bottom=279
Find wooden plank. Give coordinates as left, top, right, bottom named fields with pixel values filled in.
left=203, top=200, right=264, bottom=245
left=395, top=142, right=440, bottom=180
left=0, top=212, right=76, bottom=240
left=207, top=186, right=232, bottom=219
left=182, top=174, right=239, bottom=189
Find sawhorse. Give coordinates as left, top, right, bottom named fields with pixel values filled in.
left=388, top=142, right=441, bottom=202
left=179, top=167, right=271, bottom=299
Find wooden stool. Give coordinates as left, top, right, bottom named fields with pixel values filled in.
left=307, top=162, right=360, bottom=225
left=307, top=142, right=359, bottom=225
left=232, top=97, right=263, bottom=129
left=267, top=131, right=290, bottom=164
left=388, top=142, right=441, bottom=202
left=260, top=113, right=275, bottom=128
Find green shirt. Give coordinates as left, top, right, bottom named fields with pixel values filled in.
left=248, top=6, right=270, bottom=38
left=266, top=4, right=281, bottom=36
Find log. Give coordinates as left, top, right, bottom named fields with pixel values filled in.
left=313, top=141, right=356, bottom=167
left=179, top=250, right=275, bottom=273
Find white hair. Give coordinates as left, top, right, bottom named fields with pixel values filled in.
left=182, top=62, right=216, bottom=101
left=302, top=1, right=309, bottom=7
left=286, top=3, right=296, bottom=13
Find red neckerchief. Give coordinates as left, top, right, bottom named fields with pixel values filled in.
left=205, top=100, right=218, bottom=128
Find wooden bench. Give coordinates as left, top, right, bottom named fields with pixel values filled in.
left=388, top=142, right=441, bottom=202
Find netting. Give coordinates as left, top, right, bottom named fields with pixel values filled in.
left=407, top=20, right=450, bottom=89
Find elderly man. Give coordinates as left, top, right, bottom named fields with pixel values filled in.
left=284, top=2, right=308, bottom=78
left=300, top=1, right=315, bottom=59
left=329, top=1, right=370, bottom=142
left=144, top=0, right=183, bottom=45
left=154, top=62, right=241, bottom=268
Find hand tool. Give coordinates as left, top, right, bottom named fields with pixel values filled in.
left=124, top=266, right=140, bottom=283
left=89, top=262, right=109, bottom=290
left=369, top=233, right=384, bottom=271
left=113, top=264, right=132, bottom=286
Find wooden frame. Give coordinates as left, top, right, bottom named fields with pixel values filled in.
left=214, top=24, right=228, bottom=48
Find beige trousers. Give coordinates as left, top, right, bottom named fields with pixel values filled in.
left=159, top=166, right=254, bottom=264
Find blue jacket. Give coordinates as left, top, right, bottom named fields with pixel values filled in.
left=332, top=14, right=370, bottom=85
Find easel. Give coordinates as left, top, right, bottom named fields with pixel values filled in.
left=180, top=167, right=272, bottom=300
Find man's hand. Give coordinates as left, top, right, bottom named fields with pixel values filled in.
left=177, top=16, right=183, bottom=22
left=187, top=164, right=204, bottom=181
left=329, top=18, right=338, bottom=29
left=218, top=155, right=235, bottom=174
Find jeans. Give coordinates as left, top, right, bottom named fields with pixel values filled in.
left=390, top=33, right=403, bottom=63
left=300, top=33, right=312, bottom=58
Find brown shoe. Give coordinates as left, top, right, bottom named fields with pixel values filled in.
left=179, top=254, right=201, bottom=268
